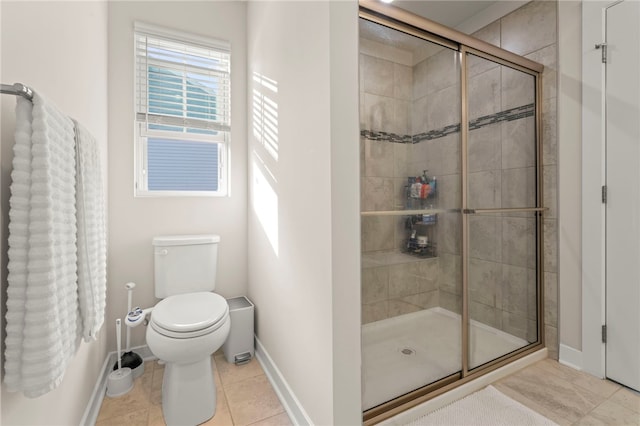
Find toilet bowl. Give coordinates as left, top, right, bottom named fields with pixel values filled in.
left=147, top=292, right=230, bottom=426
left=146, top=235, right=230, bottom=426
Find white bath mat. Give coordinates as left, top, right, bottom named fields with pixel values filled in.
left=405, top=385, right=558, bottom=426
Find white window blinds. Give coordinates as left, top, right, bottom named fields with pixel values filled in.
left=135, top=25, right=231, bottom=135
left=134, top=23, right=231, bottom=196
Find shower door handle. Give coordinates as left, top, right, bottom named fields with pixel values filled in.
left=462, top=207, right=547, bottom=214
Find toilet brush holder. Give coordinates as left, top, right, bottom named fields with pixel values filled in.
left=107, top=319, right=134, bottom=397
left=106, top=367, right=133, bottom=397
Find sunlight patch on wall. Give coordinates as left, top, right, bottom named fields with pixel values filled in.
left=252, top=72, right=279, bottom=161
left=251, top=153, right=279, bottom=256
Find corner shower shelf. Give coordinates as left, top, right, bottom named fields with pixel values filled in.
left=361, top=250, right=434, bottom=268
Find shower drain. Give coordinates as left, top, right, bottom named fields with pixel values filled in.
left=400, top=347, right=415, bottom=356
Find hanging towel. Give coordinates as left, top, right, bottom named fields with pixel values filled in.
left=5, top=92, right=79, bottom=398
left=5, top=97, right=33, bottom=392
left=73, top=119, right=107, bottom=342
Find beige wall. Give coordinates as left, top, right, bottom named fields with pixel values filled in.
left=247, top=1, right=361, bottom=424
left=0, top=2, right=109, bottom=424
left=107, top=1, right=248, bottom=351
left=557, top=0, right=583, bottom=354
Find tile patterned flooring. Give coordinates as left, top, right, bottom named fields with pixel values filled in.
left=495, top=359, right=640, bottom=426
left=96, top=353, right=292, bottom=426
left=97, top=355, right=640, bottom=425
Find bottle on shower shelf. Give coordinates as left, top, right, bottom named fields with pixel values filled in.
left=407, top=229, right=417, bottom=250
left=418, top=170, right=432, bottom=201
left=410, top=178, right=422, bottom=199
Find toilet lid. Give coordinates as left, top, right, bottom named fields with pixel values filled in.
left=151, top=292, right=228, bottom=333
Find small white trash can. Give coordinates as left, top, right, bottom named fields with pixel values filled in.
left=223, top=296, right=255, bottom=364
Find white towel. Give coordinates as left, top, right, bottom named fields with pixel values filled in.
left=5, top=92, right=79, bottom=398
left=73, top=119, right=107, bottom=342
left=5, top=97, right=33, bottom=391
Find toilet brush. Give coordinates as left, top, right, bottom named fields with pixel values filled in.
left=113, top=282, right=144, bottom=378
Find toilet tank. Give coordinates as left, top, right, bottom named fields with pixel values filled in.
left=152, top=235, right=220, bottom=298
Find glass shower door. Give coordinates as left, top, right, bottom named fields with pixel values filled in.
left=358, top=5, right=545, bottom=423
left=359, top=17, right=463, bottom=411
left=463, top=51, right=541, bottom=370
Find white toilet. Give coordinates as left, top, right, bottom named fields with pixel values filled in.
left=146, top=235, right=230, bottom=426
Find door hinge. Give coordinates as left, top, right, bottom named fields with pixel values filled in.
left=602, top=324, right=607, bottom=343
left=596, top=43, right=607, bottom=64
left=602, top=185, right=608, bottom=204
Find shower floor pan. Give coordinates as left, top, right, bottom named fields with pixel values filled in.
left=362, top=307, right=527, bottom=411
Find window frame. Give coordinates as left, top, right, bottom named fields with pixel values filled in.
left=133, top=22, right=231, bottom=198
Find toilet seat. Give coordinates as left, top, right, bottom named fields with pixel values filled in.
left=150, top=292, right=229, bottom=339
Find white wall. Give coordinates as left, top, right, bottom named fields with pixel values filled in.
left=108, top=1, right=248, bottom=350
left=329, top=2, right=362, bottom=423
left=0, top=2, right=109, bottom=424
left=557, top=1, right=583, bottom=357
left=247, top=1, right=361, bottom=424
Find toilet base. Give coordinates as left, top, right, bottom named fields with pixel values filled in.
left=162, top=357, right=216, bottom=425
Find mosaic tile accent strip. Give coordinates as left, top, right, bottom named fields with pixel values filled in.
left=468, top=103, right=535, bottom=131
left=361, top=103, right=535, bottom=144
left=413, top=124, right=461, bottom=144
left=361, top=130, right=413, bottom=144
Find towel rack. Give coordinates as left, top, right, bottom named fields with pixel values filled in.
left=3, top=82, right=78, bottom=147
left=1, top=83, right=33, bottom=101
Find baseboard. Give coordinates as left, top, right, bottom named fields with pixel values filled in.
left=79, top=345, right=155, bottom=426
left=79, top=351, right=117, bottom=426
left=378, top=348, right=548, bottom=426
left=559, top=344, right=583, bottom=371
left=255, top=337, right=313, bottom=426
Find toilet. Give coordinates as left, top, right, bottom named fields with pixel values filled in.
left=146, top=235, right=230, bottom=426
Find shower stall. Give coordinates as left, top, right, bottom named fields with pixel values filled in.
left=359, top=2, right=544, bottom=422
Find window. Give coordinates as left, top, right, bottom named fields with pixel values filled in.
left=134, top=23, right=231, bottom=196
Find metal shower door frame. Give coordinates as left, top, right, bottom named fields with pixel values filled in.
left=359, top=2, right=545, bottom=423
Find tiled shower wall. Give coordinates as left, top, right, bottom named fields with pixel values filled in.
left=413, top=48, right=463, bottom=319
left=471, top=0, right=559, bottom=358
left=360, top=1, right=558, bottom=359
left=465, top=57, right=538, bottom=343
left=360, top=37, right=442, bottom=323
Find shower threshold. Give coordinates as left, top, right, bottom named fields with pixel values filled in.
left=361, top=307, right=527, bottom=411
